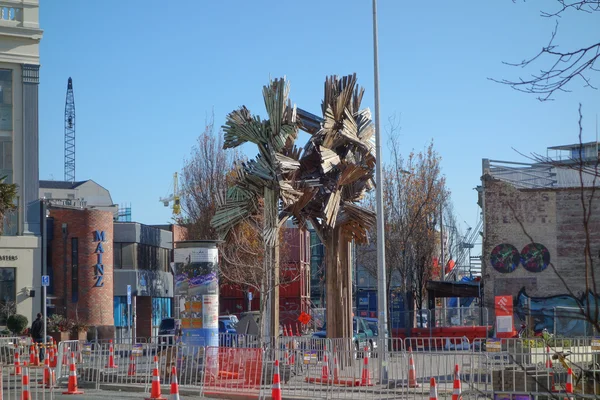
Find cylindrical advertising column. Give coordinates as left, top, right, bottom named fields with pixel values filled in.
left=173, top=241, right=219, bottom=348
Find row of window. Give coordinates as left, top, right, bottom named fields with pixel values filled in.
left=113, top=242, right=170, bottom=271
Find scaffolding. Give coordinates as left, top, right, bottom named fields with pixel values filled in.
left=117, top=203, right=132, bottom=222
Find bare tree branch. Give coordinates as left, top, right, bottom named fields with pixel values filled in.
left=494, top=2, right=599, bottom=101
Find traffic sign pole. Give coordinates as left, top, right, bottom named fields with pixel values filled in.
left=41, top=275, right=50, bottom=347
left=127, top=285, right=132, bottom=342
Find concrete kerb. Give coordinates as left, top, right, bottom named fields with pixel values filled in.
left=99, top=383, right=201, bottom=397
left=98, top=384, right=315, bottom=400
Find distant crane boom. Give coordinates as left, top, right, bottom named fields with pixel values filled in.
left=159, top=172, right=181, bottom=215
left=64, top=77, right=76, bottom=182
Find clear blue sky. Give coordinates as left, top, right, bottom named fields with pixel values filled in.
left=39, top=1, right=600, bottom=248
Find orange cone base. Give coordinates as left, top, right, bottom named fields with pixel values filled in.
left=407, top=382, right=421, bottom=388
left=144, top=397, right=167, bottom=400
left=62, top=390, right=84, bottom=395
left=217, top=370, right=240, bottom=379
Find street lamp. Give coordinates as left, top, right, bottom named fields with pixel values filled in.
left=372, top=0, right=388, bottom=384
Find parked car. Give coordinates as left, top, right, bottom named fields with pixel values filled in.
left=158, top=318, right=180, bottom=345
left=219, top=315, right=239, bottom=326
left=416, top=310, right=429, bottom=328
left=363, top=317, right=389, bottom=337
left=219, top=320, right=238, bottom=347
left=312, top=316, right=377, bottom=356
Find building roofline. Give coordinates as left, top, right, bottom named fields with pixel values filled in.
left=547, top=141, right=598, bottom=151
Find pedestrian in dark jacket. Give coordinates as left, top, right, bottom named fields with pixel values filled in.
left=30, top=313, right=45, bottom=361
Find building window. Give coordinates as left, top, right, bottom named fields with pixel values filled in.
left=0, top=267, right=15, bottom=324
left=67, top=194, right=75, bottom=199
left=43, top=192, right=52, bottom=199
left=71, top=238, right=78, bottom=302
left=0, top=69, right=12, bottom=184
left=121, top=243, right=135, bottom=269
left=138, top=244, right=161, bottom=270
left=114, top=243, right=122, bottom=269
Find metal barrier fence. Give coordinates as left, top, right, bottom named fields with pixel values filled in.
left=1, top=335, right=597, bottom=399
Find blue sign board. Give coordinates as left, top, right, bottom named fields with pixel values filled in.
left=127, top=285, right=132, bottom=305
left=41, top=275, right=49, bottom=287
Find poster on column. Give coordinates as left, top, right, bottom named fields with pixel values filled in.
left=174, top=245, right=219, bottom=348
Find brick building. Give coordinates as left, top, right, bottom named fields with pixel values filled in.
left=44, top=182, right=184, bottom=340
left=481, top=143, right=600, bottom=336
left=47, top=207, right=114, bottom=330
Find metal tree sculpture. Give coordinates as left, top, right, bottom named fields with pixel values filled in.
left=293, top=74, right=377, bottom=339
left=211, top=78, right=302, bottom=338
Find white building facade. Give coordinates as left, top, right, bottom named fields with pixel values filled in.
left=0, top=1, right=43, bottom=321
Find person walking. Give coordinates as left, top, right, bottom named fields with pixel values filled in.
left=30, top=313, right=45, bottom=361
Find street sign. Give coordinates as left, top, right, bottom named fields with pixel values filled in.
left=248, top=291, right=253, bottom=301
left=41, top=275, right=49, bottom=287
left=298, top=312, right=311, bottom=325
left=127, top=285, right=132, bottom=305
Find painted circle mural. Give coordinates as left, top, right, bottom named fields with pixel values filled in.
left=490, top=243, right=520, bottom=273
left=520, top=243, right=550, bottom=273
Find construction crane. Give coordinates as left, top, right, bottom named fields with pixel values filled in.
left=64, top=77, right=76, bottom=182
left=159, top=172, right=181, bottom=216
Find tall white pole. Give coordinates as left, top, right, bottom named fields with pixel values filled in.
left=373, top=0, right=388, bottom=383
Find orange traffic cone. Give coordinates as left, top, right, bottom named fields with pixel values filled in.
left=128, top=353, right=136, bottom=376
left=429, top=377, right=438, bottom=400
left=296, top=323, right=301, bottom=337
left=34, top=344, right=40, bottom=366
left=546, top=346, right=557, bottom=392
left=272, top=359, right=282, bottom=400
left=145, top=356, right=166, bottom=400
left=29, top=345, right=35, bottom=366
left=332, top=352, right=340, bottom=383
left=21, top=362, right=30, bottom=400
left=546, top=346, right=553, bottom=368
left=566, top=367, right=573, bottom=397
left=106, top=340, right=118, bottom=368
left=170, top=366, right=180, bottom=400
left=41, top=357, right=55, bottom=388
left=12, top=351, right=21, bottom=376
left=360, top=347, right=372, bottom=386
left=63, top=352, right=84, bottom=394
left=452, top=364, right=462, bottom=400
left=321, top=346, right=329, bottom=381
left=49, top=347, right=56, bottom=368
left=408, top=347, right=420, bottom=388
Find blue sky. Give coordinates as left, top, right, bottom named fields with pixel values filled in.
left=38, top=1, right=600, bottom=248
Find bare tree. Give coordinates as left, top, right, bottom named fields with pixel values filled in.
left=357, top=130, right=451, bottom=332
left=179, top=115, right=240, bottom=240
left=494, top=1, right=599, bottom=100
left=218, top=202, right=298, bottom=337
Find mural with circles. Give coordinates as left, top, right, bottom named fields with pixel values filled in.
left=490, top=243, right=550, bottom=273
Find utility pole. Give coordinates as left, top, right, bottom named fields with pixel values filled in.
left=372, top=0, right=388, bottom=384
left=440, top=203, right=444, bottom=281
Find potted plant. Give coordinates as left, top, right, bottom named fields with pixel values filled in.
left=47, top=315, right=72, bottom=343
left=70, top=320, right=89, bottom=341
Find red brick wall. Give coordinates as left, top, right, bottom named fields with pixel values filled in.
left=49, top=207, right=114, bottom=327
left=171, top=224, right=188, bottom=246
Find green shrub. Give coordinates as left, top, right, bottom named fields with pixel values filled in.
left=6, top=314, right=28, bottom=334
